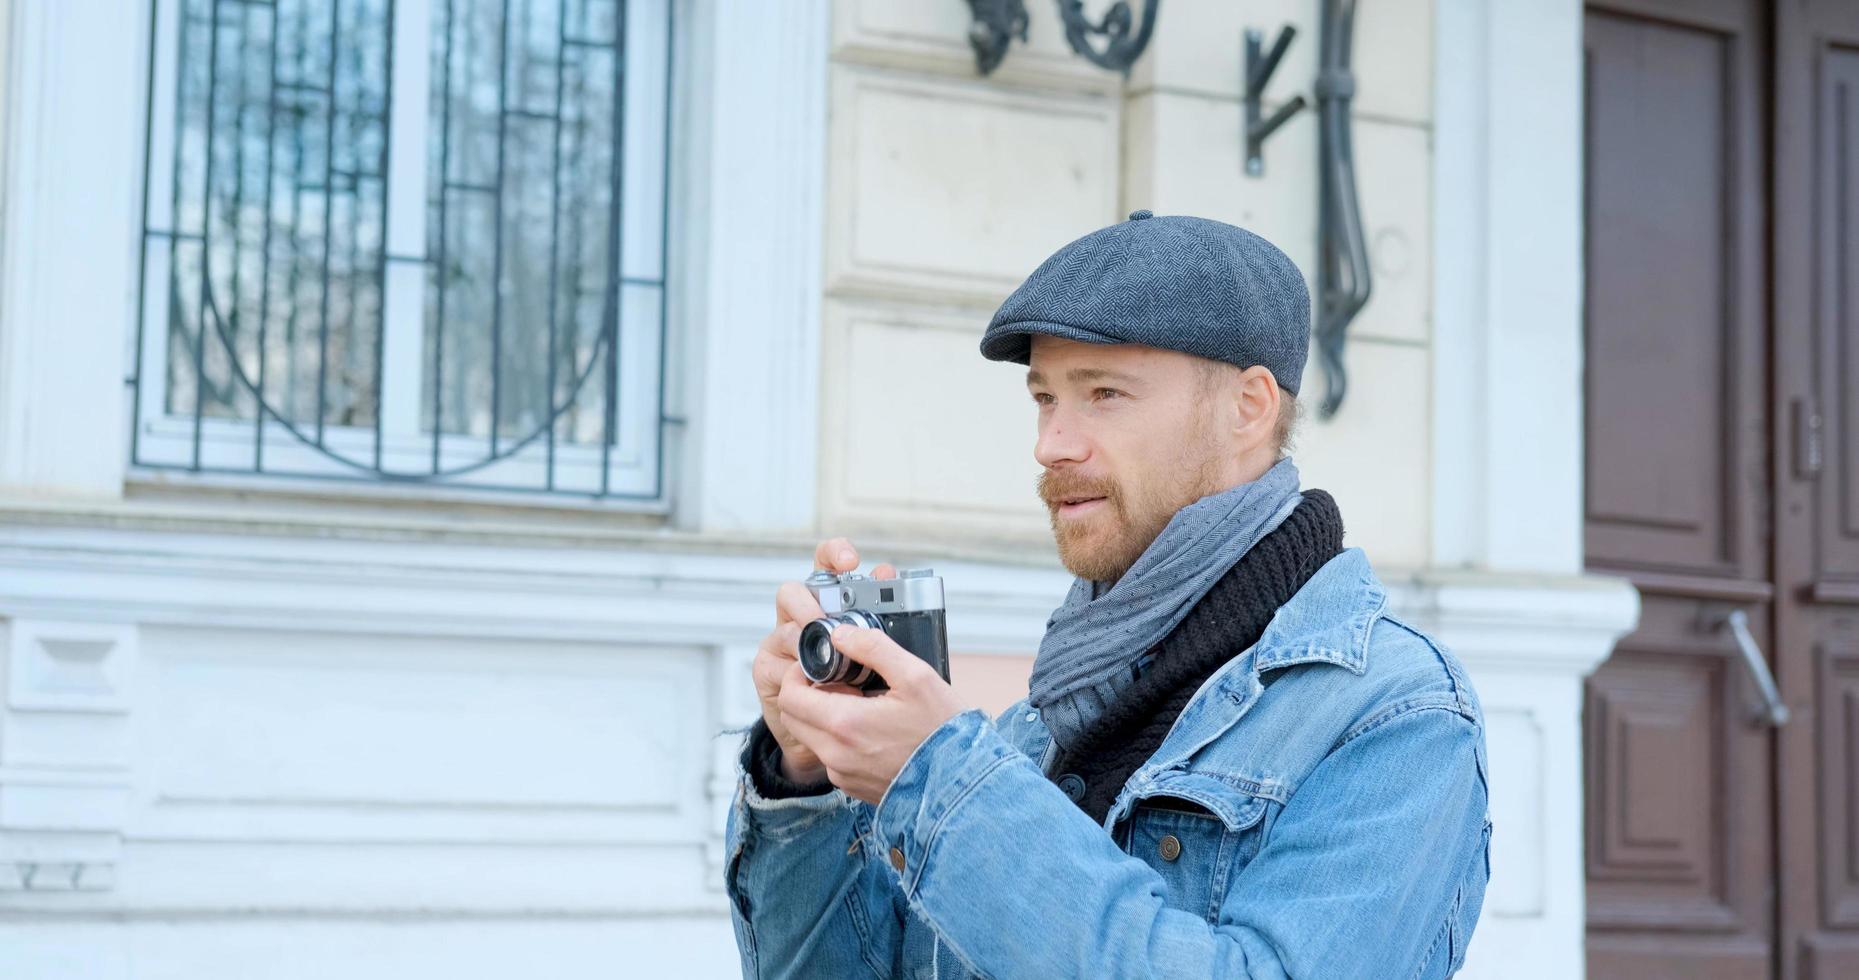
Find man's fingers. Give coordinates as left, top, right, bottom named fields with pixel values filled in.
left=752, top=631, right=798, bottom=694
left=775, top=583, right=823, bottom=629
left=778, top=663, right=849, bottom=736
left=779, top=696, right=834, bottom=748
left=831, top=625, right=927, bottom=690
left=871, top=562, right=897, bottom=580
left=813, top=537, right=860, bottom=573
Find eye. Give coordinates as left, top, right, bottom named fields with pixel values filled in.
left=1092, top=387, right=1123, bottom=401
left=1031, top=392, right=1054, bottom=405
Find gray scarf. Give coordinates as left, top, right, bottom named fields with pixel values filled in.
left=1028, top=457, right=1303, bottom=751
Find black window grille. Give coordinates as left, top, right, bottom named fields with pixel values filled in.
left=132, top=0, right=673, bottom=499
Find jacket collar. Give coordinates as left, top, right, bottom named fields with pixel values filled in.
left=1248, top=547, right=1385, bottom=676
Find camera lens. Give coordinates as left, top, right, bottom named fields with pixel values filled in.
left=797, top=611, right=881, bottom=685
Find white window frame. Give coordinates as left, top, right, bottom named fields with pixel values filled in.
left=131, top=0, right=673, bottom=503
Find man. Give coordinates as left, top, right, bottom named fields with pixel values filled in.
left=723, top=212, right=1491, bottom=978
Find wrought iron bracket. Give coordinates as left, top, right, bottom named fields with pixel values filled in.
left=965, top=0, right=1160, bottom=76
left=965, top=0, right=1029, bottom=76
left=1243, top=26, right=1306, bottom=176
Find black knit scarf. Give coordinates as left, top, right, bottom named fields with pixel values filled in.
left=1048, top=489, right=1344, bottom=824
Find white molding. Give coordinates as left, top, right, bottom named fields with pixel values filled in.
left=677, top=0, right=829, bottom=534
left=0, top=0, right=144, bottom=499
left=0, top=520, right=1069, bottom=658
left=0, top=618, right=140, bottom=892
left=1432, top=0, right=1587, bottom=576
left=1388, top=569, right=1640, bottom=677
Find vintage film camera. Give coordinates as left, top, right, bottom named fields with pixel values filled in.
left=798, top=568, right=951, bottom=693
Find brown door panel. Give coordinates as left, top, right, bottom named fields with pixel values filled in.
left=1582, top=6, right=1770, bottom=584
left=1583, top=0, right=1774, bottom=976
left=1809, top=47, right=1859, bottom=587
left=1585, top=602, right=1775, bottom=978
left=1775, top=4, right=1859, bottom=977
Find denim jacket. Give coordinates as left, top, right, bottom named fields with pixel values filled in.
left=724, top=548, right=1491, bottom=979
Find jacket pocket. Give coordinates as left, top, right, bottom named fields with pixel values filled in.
left=1118, top=772, right=1272, bottom=923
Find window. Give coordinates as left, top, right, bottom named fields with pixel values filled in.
left=132, top=0, right=673, bottom=500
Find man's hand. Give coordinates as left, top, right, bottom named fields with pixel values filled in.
left=752, top=538, right=895, bottom=784
left=775, top=623, right=971, bottom=805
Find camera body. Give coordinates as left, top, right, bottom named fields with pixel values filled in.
left=798, top=568, right=950, bottom=693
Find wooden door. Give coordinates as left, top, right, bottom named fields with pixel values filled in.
left=1581, top=1, right=1777, bottom=976
left=1773, top=3, right=1859, bottom=976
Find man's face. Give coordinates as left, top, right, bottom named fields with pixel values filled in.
left=1025, top=336, right=1235, bottom=584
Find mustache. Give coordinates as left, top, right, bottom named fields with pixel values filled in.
left=1036, top=470, right=1119, bottom=506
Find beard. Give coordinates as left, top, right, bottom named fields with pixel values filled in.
left=1037, top=429, right=1227, bottom=585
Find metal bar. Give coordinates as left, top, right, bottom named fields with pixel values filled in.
left=192, top=0, right=225, bottom=470
left=1723, top=610, right=1791, bottom=727
left=132, top=0, right=164, bottom=466
left=562, top=35, right=613, bottom=49
left=147, top=229, right=209, bottom=241
left=653, top=0, right=673, bottom=499
left=284, top=0, right=310, bottom=425
left=431, top=0, right=454, bottom=472
left=314, top=0, right=338, bottom=443
left=1248, top=23, right=1295, bottom=94
left=488, top=0, right=511, bottom=456
left=229, top=2, right=250, bottom=353
left=374, top=0, right=396, bottom=470
left=599, top=0, right=628, bottom=496
left=255, top=0, right=280, bottom=470
left=343, top=53, right=364, bottom=431
left=441, top=180, right=500, bottom=193
left=134, top=457, right=667, bottom=500
left=544, top=0, right=566, bottom=488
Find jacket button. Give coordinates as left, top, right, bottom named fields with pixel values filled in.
left=889, top=846, right=906, bottom=872
left=1158, top=835, right=1182, bottom=862
left=1057, top=774, right=1086, bottom=801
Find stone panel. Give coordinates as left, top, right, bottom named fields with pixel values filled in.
left=1291, top=339, right=1432, bottom=568
left=129, top=626, right=710, bottom=847
left=819, top=300, right=1046, bottom=539
left=826, top=67, right=1120, bottom=308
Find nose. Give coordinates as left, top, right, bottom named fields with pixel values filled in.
left=1034, top=407, right=1090, bottom=469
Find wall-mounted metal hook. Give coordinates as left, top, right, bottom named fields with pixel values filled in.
left=1243, top=26, right=1307, bottom=176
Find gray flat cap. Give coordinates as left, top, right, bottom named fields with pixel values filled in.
left=979, top=210, right=1311, bottom=394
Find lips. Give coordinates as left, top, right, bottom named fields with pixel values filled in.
left=1037, top=470, right=1114, bottom=517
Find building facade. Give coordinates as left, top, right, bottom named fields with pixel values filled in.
left=0, top=0, right=1848, bottom=977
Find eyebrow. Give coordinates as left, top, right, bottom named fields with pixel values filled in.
left=1024, top=367, right=1144, bottom=388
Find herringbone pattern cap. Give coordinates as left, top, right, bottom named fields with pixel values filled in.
left=979, top=211, right=1311, bottom=394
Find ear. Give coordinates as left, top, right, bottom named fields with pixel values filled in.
left=1231, top=365, right=1281, bottom=451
